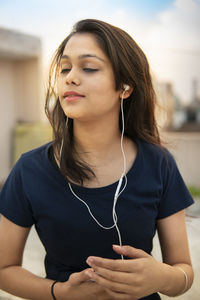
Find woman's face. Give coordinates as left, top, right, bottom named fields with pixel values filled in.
left=57, top=33, right=122, bottom=122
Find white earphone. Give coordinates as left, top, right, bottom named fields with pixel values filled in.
left=123, top=84, right=130, bottom=91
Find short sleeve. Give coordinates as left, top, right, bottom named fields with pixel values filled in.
left=157, top=151, right=194, bottom=219
left=0, top=157, right=35, bottom=227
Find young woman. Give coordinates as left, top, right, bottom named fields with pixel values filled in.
left=0, top=19, right=194, bottom=300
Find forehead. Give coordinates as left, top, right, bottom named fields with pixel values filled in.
left=62, top=33, right=106, bottom=58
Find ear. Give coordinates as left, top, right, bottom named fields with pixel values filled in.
left=119, top=85, right=134, bottom=99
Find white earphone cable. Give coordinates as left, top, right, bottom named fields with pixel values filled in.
left=61, top=88, right=128, bottom=259
left=68, top=182, right=117, bottom=229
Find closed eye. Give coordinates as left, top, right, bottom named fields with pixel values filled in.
left=60, top=68, right=71, bottom=74
left=60, top=68, right=99, bottom=74
left=83, top=68, right=99, bottom=72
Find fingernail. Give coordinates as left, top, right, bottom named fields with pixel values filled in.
left=86, top=258, right=93, bottom=265
left=113, top=244, right=121, bottom=249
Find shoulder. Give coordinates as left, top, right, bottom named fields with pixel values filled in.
left=19, top=142, right=52, bottom=165
left=0, top=144, right=52, bottom=227
left=20, top=142, right=52, bottom=160
left=136, top=138, right=178, bottom=182
left=137, top=138, right=174, bottom=165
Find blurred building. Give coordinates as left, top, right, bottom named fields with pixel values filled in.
left=154, top=78, right=200, bottom=187
left=154, top=81, right=175, bottom=129
left=154, top=77, right=200, bottom=132
left=0, top=28, right=44, bottom=185
left=182, top=78, right=200, bottom=131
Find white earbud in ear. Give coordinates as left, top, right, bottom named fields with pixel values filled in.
left=123, top=84, right=130, bottom=91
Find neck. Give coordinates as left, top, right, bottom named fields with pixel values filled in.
left=73, top=117, right=122, bottom=164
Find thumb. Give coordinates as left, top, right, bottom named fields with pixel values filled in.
left=113, top=245, right=150, bottom=259
left=68, top=268, right=93, bottom=286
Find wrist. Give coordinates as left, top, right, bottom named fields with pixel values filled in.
left=174, top=266, right=188, bottom=294
left=158, top=263, right=189, bottom=296
left=158, top=263, right=175, bottom=295
left=51, top=281, right=68, bottom=300
left=51, top=281, right=59, bottom=300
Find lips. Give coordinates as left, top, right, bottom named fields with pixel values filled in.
left=63, top=91, right=85, bottom=98
left=63, top=91, right=85, bottom=102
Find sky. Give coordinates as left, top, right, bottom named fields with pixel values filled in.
left=0, top=0, right=200, bottom=104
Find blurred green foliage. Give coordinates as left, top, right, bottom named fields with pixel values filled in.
left=13, top=122, right=52, bottom=165
left=188, top=185, right=200, bottom=197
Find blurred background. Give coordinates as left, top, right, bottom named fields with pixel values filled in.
left=0, top=0, right=200, bottom=188
left=0, top=0, right=200, bottom=299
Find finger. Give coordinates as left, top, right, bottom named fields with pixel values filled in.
left=113, top=245, right=150, bottom=259
left=69, top=268, right=93, bottom=286
left=86, top=256, right=133, bottom=272
left=89, top=264, right=134, bottom=285
left=86, top=269, right=133, bottom=294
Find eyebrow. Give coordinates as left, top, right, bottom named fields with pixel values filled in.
left=60, top=54, right=106, bottom=62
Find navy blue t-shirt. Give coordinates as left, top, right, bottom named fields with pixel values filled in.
left=0, top=139, right=193, bottom=300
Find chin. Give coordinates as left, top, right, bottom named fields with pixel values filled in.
left=64, top=112, right=88, bottom=121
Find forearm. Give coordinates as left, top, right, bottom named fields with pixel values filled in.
left=0, top=266, right=54, bottom=300
left=0, top=266, right=110, bottom=300
left=159, top=263, right=194, bottom=297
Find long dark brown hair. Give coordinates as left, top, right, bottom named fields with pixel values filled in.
left=45, top=19, right=161, bottom=185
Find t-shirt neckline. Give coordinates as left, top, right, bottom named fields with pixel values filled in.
left=45, top=138, right=141, bottom=195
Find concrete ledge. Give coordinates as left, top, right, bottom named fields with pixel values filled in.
left=0, top=27, right=41, bottom=59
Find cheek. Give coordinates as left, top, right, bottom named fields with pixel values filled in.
left=89, top=81, right=115, bottom=99
left=87, top=80, right=102, bottom=93
left=89, top=77, right=119, bottom=103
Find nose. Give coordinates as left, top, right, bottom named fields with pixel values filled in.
left=65, top=68, right=80, bottom=85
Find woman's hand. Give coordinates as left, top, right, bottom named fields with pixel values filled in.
left=86, top=245, right=165, bottom=299
left=56, top=268, right=113, bottom=300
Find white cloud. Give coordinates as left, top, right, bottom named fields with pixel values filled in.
left=146, top=0, right=200, bottom=50
left=142, top=0, right=200, bottom=102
